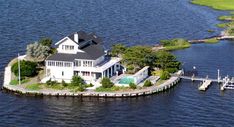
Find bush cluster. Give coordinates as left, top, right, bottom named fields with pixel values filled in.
left=70, top=76, right=85, bottom=91
left=11, top=60, right=37, bottom=79
left=46, top=79, right=58, bottom=86
left=144, top=80, right=152, bottom=87
left=101, top=77, right=114, bottom=88
left=160, top=71, right=170, bottom=80
left=129, top=82, right=137, bottom=89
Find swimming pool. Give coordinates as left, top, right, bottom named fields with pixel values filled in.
left=119, top=76, right=135, bottom=84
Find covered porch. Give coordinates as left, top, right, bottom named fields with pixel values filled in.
left=73, top=57, right=122, bottom=82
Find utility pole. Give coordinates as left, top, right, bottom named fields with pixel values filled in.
left=217, top=69, right=220, bottom=83
left=18, top=53, right=21, bottom=85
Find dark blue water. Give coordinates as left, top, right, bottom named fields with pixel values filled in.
left=1, top=0, right=234, bottom=126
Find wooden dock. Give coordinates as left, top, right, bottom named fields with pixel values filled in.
left=180, top=74, right=234, bottom=91
left=198, top=80, right=212, bottom=91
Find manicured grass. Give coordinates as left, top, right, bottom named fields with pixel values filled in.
left=45, top=84, right=64, bottom=90
left=160, top=38, right=191, bottom=51
left=191, top=0, right=234, bottom=10
left=95, top=86, right=129, bottom=92
left=204, top=38, right=219, bottom=44
left=10, top=79, right=29, bottom=85
left=26, top=84, right=42, bottom=90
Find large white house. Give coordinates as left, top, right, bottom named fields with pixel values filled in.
left=44, top=31, right=122, bottom=83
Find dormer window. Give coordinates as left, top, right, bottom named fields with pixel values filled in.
left=62, top=45, right=74, bottom=50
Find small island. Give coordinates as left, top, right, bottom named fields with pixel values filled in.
left=2, top=31, right=183, bottom=97
left=192, top=0, right=234, bottom=37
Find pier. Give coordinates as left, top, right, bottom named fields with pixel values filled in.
left=198, top=80, right=212, bottom=91
left=178, top=70, right=234, bottom=91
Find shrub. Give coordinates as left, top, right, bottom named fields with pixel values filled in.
left=70, top=76, right=86, bottom=91
left=46, top=79, right=57, bottom=86
left=79, top=86, right=85, bottom=91
left=165, top=68, right=177, bottom=73
left=129, top=82, right=137, bottom=89
left=160, top=71, right=170, bottom=80
left=61, top=80, right=68, bottom=87
left=71, top=76, right=84, bottom=86
left=86, top=83, right=94, bottom=88
left=101, top=77, right=114, bottom=88
left=11, top=60, right=37, bottom=79
left=127, top=65, right=134, bottom=71
left=144, top=80, right=152, bottom=87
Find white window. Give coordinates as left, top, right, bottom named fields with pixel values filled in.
left=83, top=61, right=93, bottom=67
left=74, top=60, right=81, bottom=67
left=55, top=61, right=64, bottom=67
left=64, top=62, right=72, bottom=67
left=63, top=45, right=74, bottom=50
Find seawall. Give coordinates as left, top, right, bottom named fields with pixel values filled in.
left=2, top=60, right=182, bottom=98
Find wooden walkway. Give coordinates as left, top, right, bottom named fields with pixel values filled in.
left=180, top=76, right=222, bottom=83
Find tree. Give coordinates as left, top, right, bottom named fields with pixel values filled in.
left=144, top=80, right=152, bottom=87
left=111, top=44, right=126, bottom=57
left=39, top=38, right=52, bottom=48
left=11, top=60, right=37, bottom=79
left=129, top=82, right=136, bottom=89
left=160, top=71, right=170, bottom=80
left=123, top=46, right=154, bottom=72
left=155, top=51, right=181, bottom=71
left=101, top=77, right=114, bottom=88
left=26, top=42, right=50, bottom=62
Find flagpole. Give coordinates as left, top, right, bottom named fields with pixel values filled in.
left=18, top=53, right=21, bottom=85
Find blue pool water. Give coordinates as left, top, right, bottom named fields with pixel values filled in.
left=119, top=76, right=135, bottom=84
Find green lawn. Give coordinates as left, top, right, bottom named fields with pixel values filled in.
left=191, top=0, right=234, bottom=10
left=26, top=84, right=42, bottom=90
left=10, top=79, right=29, bottom=85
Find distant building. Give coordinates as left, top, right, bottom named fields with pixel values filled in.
left=44, top=31, right=122, bottom=83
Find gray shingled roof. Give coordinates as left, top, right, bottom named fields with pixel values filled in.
left=68, top=31, right=102, bottom=44
left=46, top=32, right=105, bottom=61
